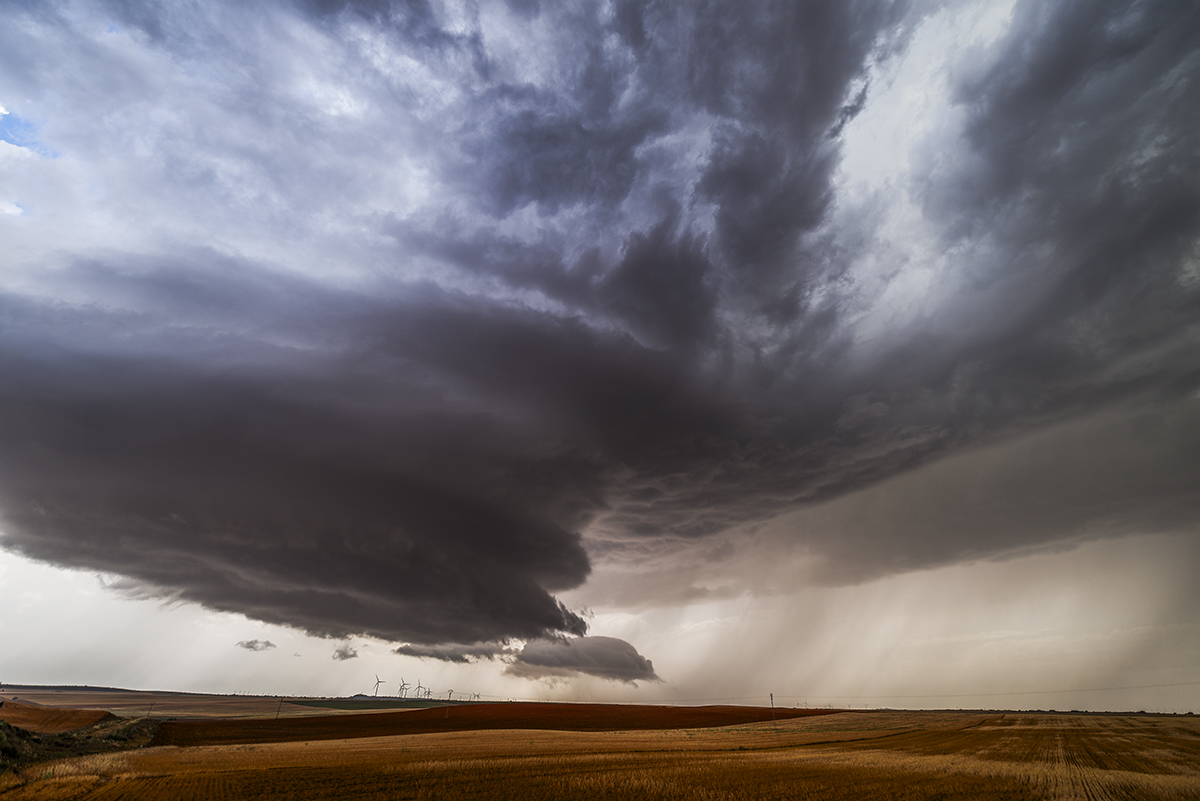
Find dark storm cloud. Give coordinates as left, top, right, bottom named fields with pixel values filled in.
left=393, top=642, right=508, bottom=663
left=0, top=266, right=596, bottom=645
left=0, top=0, right=1197, bottom=658
left=505, top=636, right=660, bottom=685
left=236, top=639, right=277, bottom=652
left=420, top=1, right=910, bottom=318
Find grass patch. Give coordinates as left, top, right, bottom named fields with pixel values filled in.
left=0, top=716, right=159, bottom=777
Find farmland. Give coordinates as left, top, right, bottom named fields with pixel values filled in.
left=0, top=687, right=382, bottom=721
left=2, top=691, right=1199, bottom=799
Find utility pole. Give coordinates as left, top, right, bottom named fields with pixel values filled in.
left=276, top=698, right=284, bottom=720
left=770, top=693, right=775, bottom=724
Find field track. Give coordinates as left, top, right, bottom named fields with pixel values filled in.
left=152, top=703, right=838, bottom=746
left=0, top=702, right=114, bottom=734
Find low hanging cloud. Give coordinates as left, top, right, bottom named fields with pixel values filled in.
left=393, top=642, right=509, bottom=664
left=235, top=639, right=276, bottom=652
left=390, top=633, right=662, bottom=684
left=505, top=637, right=661, bottom=685
left=0, top=0, right=1195, bottom=673
left=331, top=644, right=358, bottom=662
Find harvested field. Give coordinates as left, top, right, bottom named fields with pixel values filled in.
left=152, top=702, right=836, bottom=746
left=4, top=708, right=1199, bottom=800
left=0, top=702, right=114, bottom=734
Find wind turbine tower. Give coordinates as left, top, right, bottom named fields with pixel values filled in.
left=372, top=675, right=386, bottom=697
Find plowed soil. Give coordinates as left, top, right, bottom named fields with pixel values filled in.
left=153, top=703, right=836, bottom=747
left=0, top=701, right=114, bottom=734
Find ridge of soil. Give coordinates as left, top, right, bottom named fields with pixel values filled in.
left=152, top=703, right=841, bottom=747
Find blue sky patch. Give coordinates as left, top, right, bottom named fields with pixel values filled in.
left=0, top=111, right=59, bottom=157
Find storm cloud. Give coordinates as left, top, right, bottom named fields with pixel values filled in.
left=0, top=0, right=1197, bottom=674
left=391, top=632, right=660, bottom=683
left=393, top=641, right=510, bottom=663
left=505, top=636, right=661, bottom=685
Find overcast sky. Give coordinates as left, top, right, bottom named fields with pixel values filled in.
left=2, top=0, right=1198, bottom=711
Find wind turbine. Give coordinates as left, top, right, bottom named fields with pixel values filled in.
left=372, top=675, right=386, bottom=697
left=413, top=680, right=424, bottom=699
left=397, top=678, right=410, bottom=698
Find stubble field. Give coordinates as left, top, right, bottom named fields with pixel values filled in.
left=2, top=692, right=1199, bottom=800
